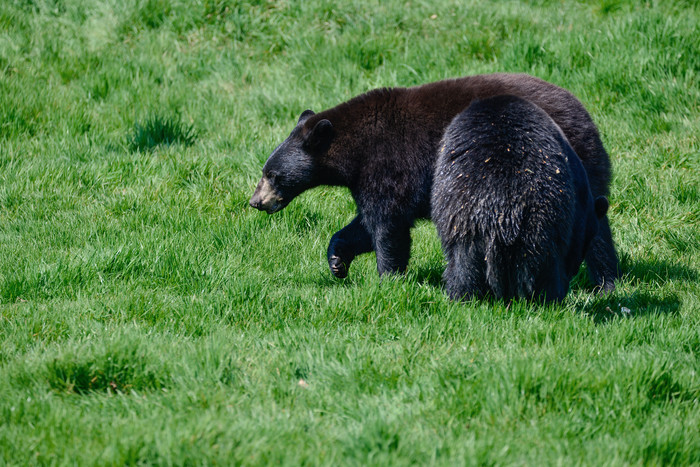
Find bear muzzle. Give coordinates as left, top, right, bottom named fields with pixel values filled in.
left=249, top=177, right=286, bottom=214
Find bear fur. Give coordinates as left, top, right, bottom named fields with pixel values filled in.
left=249, top=73, right=618, bottom=291
left=431, top=95, right=608, bottom=302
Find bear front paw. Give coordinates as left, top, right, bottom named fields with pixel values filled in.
left=329, top=255, right=349, bottom=279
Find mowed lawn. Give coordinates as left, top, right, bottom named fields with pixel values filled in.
left=1, top=0, right=698, bottom=464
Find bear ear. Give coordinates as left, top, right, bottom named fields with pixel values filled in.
left=304, top=119, right=334, bottom=154
left=298, top=109, right=315, bottom=124
left=594, top=196, right=609, bottom=219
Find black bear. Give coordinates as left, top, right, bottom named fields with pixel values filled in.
left=431, top=95, right=609, bottom=302
left=249, top=73, right=618, bottom=291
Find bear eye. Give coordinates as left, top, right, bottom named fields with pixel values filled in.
left=266, top=171, right=277, bottom=182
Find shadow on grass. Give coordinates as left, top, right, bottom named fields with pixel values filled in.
left=413, top=258, right=685, bottom=323
left=316, top=271, right=359, bottom=289
left=313, top=255, right=689, bottom=322
left=128, top=114, right=196, bottom=152
left=621, top=254, right=698, bottom=286
left=412, top=263, right=609, bottom=304
left=413, top=263, right=444, bottom=289
left=580, top=290, right=681, bottom=324
left=575, top=254, right=694, bottom=323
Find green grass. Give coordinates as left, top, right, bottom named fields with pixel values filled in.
left=1, top=0, right=699, bottom=464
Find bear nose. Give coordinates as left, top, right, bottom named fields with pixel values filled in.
left=249, top=196, right=262, bottom=210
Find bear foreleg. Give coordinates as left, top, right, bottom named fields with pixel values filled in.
left=372, top=223, right=412, bottom=276
left=327, top=215, right=374, bottom=278
left=584, top=216, right=619, bottom=293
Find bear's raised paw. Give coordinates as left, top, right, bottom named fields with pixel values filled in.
left=329, top=255, right=349, bottom=279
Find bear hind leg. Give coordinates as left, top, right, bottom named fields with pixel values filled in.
left=534, top=257, right=569, bottom=303
left=443, top=242, right=485, bottom=301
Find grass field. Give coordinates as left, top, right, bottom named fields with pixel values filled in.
left=1, top=0, right=699, bottom=464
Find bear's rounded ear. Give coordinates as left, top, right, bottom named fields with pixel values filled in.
left=594, top=196, right=609, bottom=219
left=305, top=119, right=334, bottom=154
left=298, top=109, right=315, bottom=124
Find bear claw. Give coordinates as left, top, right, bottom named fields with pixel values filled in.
left=329, top=255, right=348, bottom=279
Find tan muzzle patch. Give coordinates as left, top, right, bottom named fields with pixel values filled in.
left=249, top=177, right=284, bottom=213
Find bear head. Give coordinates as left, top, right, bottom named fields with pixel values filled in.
left=249, top=110, right=334, bottom=214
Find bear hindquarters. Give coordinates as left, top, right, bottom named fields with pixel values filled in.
left=432, top=94, right=591, bottom=303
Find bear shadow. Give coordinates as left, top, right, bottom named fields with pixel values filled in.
left=414, top=256, right=687, bottom=324
left=620, top=253, right=698, bottom=286
left=317, top=253, right=691, bottom=323
left=579, top=254, right=695, bottom=322
left=579, top=289, right=682, bottom=324
left=412, top=263, right=445, bottom=290
left=315, top=272, right=360, bottom=289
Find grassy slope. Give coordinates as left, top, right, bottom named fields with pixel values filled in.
left=0, top=0, right=698, bottom=464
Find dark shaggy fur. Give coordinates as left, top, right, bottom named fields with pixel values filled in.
left=432, top=95, right=608, bottom=302
left=249, top=73, right=619, bottom=291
